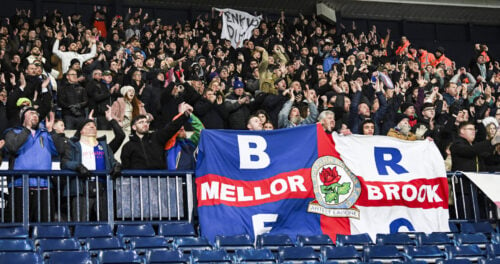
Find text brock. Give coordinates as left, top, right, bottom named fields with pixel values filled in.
left=200, top=175, right=307, bottom=202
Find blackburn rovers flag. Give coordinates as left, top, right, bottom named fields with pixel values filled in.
left=196, top=124, right=449, bottom=242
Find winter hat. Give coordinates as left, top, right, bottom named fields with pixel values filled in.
left=16, top=97, right=32, bottom=107
left=74, top=119, right=95, bottom=139
left=436, top=46, right=445, bottom=54
left=482, top=116, right=499, bottom=129
left=19, top=106, right=37, bottom=124
left=70, top=58, right=80, bottom=67
left=394, top=113, right=409, bottom=126
left=422, top=102, right=435, bottom=111
left=120, top=85, right=135, bottom=96
left=400, top=102, right=414, bottom=114
left=208, top=71, right=219, bottom=81
left=233, top=78, right=245, bottom=89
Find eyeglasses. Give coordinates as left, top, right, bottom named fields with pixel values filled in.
left=67, top=73, right=77, bottom=76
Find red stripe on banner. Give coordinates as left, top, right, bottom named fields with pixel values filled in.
left=316, top=124, right=352, bottom=238
left=321, top=215, right=351, bottom=243
left=496, top=202, right=500, bottom=208
left=196, top=168, right=314, bottom=207
left=356, top=177, right=449, bottom=209
left=316, top=124, right=341, bottom=159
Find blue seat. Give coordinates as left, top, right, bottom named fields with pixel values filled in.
left=376, top=233, right=416, bottom=249
left=460, top=222, right=495, bottom=234
left=393, top=261, right=428, bottom=264
left=129, top=237, right=168, bottom=253
left=86, top=237, right=124, bottom=252
left=191, top=249, right=232, bottom=263
left=0, top=238, right=35, bottom=252
left=278, top=246, right=322, bottom=263
left=445, top=245, right=486, bottom=262
left=491, top=233, right=500, bottom=244
left=0, top=226, right=28, bottom=239
left=480, top=259, right=500, bottom=264
left=455, top=233, right=490, bottom=249
left=297, top=234, right=334, bottom=250
left=0, top=252, right=43, bottom=264
left=322, top=246, right=362, bottom=262
left=365, top=245, right=405, bottom=262
left=487, top=243, right=500, bottom=259
left=45, top=251, right=92, bottom=264
left=256, top=233, right=294, bottom=251
left=234, top=248, right=275, bottom=263
left=417, top=232, right=454, bottom=249
left=98, top=250, right=142, bottom=263
left=336, top=233, right=374, bottom=250
left=116, top=224, right=156, bottom=238
left=74, top=224, right=113, bottom=239
left=215, top=234, right=253, bottom=251
left=32, top=225, right=71, bottom=239
left=449, top=222, right=460, bottom=234
left=36, top=238, right=80, bottom=253
left=147, top=249, right=189, bottom=264
left=172, top=237, right=212, bottom=252
left=436, top=260, right=472, bottom=264
left=158, top=222, right=196, bottom=241
left=404, top=245, right=446, bottom=262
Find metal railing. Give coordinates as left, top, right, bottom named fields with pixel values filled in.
left=0, top=170, right=497, bottom=229
left=0, top=170, right=194, bottom=229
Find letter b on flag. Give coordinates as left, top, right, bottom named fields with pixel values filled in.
left=238, top=135, right=270, bottom=169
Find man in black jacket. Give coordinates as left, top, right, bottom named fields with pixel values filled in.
left=86, top=69, right=111, bottom=130
left=121, top=102, right=193, bottom=169
left=58, top=69, right=88, bottom=129
left=450, top=121, right=499, bottom=172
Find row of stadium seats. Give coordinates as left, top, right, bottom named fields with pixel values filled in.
left=1, top=245, right=500, bottom=263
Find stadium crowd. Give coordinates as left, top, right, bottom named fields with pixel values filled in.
left=0, top=6, right=500, bottom=176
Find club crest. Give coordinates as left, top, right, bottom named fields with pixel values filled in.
left=307, top=156, right=361, bottom=218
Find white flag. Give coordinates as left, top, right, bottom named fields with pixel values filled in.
left=216, top=8, right=262, bottom=49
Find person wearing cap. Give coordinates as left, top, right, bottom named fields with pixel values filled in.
left=58, top=68, right=88, bottom=129
left=52, top=31, right=97, bottom=74
left=61, top=118, right=121, bottom=221
left=110, top=85, right=153, bottom=134
left=120, top=102, right=193, bottom=169
left=224, top=78, right=253, bottom=129
left=387, top=113, right=417, bottom=140
left=4, top=108, right=57, bottom=222
left=413, top=102, right=439, bottom=140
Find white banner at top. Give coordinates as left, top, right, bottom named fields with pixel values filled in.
left=215, top=8, right=262, bottom=49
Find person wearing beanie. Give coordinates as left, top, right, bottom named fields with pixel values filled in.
left=110, top=85, right=153, bottom=135
left=121, top=102, right=193, bottom=169
left=52, top=31, right=97, bottom=74
left=4, top=109, right=58, bottom=222
left=224, top=78, right=253, bottom=129
left=61, top=118, right=121, bottom=221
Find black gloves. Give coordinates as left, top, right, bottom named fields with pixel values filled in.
left=76, top=164, right=91, bottom=179
left=110, top=163, right=122, bottom=179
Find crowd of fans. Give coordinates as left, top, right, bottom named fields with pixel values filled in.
left=0, top=6, right=500, bottom=174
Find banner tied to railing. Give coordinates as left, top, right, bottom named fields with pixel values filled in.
left=196, top=124, right=449, bottom=242
left=215, top=8, right=262, bottom=49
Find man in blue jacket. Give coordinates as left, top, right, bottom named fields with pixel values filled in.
left=4, top=106, right=58, bottom=222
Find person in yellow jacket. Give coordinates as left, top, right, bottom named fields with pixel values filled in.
left=255, top=46, right=288, bottom=94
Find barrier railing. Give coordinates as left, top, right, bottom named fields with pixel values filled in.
left=0, top=170, right=496, bottom=229
left=0, top=170, right=194, bottom=229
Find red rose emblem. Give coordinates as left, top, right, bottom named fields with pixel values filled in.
left=319, top=167, right=341, bottom=186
